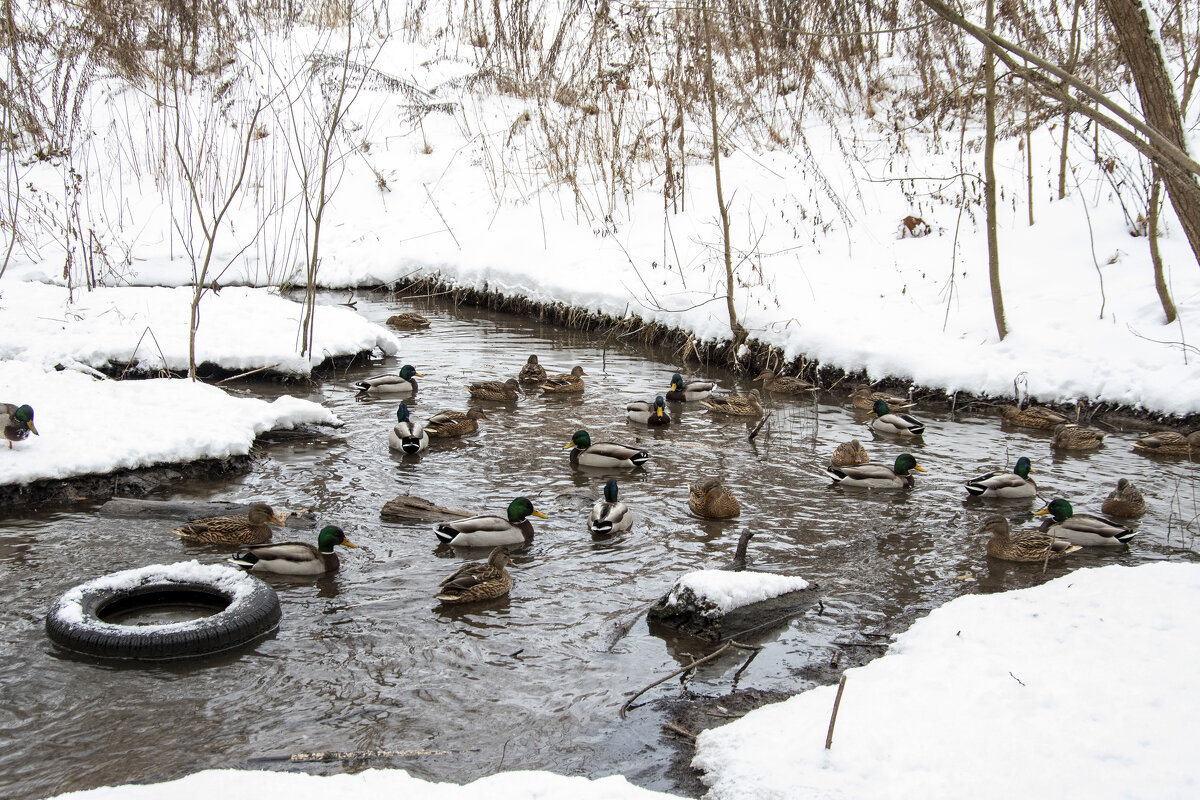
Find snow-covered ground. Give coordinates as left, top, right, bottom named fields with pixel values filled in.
left=47, top=561, right=1200, bottom=800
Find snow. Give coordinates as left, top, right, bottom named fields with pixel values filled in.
left=45, top=562, right=1200, bottom=800
left=50, top=561, right=262, bottom=632
left=0, top=360, right=338, bottom=485
left=667, top=570, right=811, bottom=615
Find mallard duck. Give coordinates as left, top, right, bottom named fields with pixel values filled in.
left=565, top=430, right=650, bottom=468
left=830, top=439, right=870, bottom=468
left=1035, top=498, right=1136, bottom=546
left=868, top=400, right=926, bottom=436
left=1000, top=404, right=1070, bottom=430
left=425, top=407, right=487, bottom=438
left=434, top=497, right=548, bottom=547
left=753, top=368, right=817, bottom=396
left=626, top=395, right=671, bottom=426
left=965, top=456, right=1037, bottom=499
left=1132, top=430, right=1200, bottom=456
left=688, top=477, right=741, bottom=518
left=435, top=546, right=516, bottom=604
left=589, top=478, right=633, bottom=535
left=385, top=313, right=430, bottom=330
left=1051, top=423, right=1106, bottom=450
left=468, top=377, right=520, bottom=402
left=173, top=502, right=284, bottom=545
left=354, top=364, right=422, bottom=395
left=1, top=403, right=38, bottom=449
left=666, top=373, right=715, bottom=402
left=827, top=453, right=925, bottom=488
left=229, top=525, right=358, bottom=575
left=851, top=385, right=913, bottom=411
left=388, top=402, right=429, bottom=454
left=517, top=354, right=547, bottom=384
left=1100, top=478, right=1147, bottom=517
left=702, top=389, right=764, bottom=416
left=973, top=515, right=1080, bottom=562
left=541, top=365, right=588, bottom=393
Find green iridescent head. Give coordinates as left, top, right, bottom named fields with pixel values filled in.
left=317, top=525, right=358, bottom=553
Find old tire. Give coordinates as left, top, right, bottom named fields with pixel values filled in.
left=45, top=561, right=281, bottom=661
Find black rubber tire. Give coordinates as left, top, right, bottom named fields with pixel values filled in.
left=45, top=562, right=281, bottom=661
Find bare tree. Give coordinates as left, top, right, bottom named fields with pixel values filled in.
left=984, top=0, right=1006, bottom=340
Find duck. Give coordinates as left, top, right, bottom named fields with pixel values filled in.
left=1, top=403, right=38, bottom=449
left=388, top=402, right=429, bottom=454
left=964, top=456, right=1037, bottom=499
left=1051, top=423, right=1106, bottom=450
left=589, top=478, right=633, bottom=536
left=385, top=313, right=430, bottom=330
left=229, top=525, right=358, bottom=575
left=434, top=497, right=548, bottom=547
left=830, top=439, right=870, bottom=468
left=702, top=389, right=764, bottom=416
left=666, top=373, right=715, bottom=403
left=354, top=364, right=422, bottom=395
left=851, top=385, right=913, bottom=411
left=517, top=354, right=547, bottom=384
left=424, top=407, right=487, bottom=438
left=753, top=368, right=817, bottom=396
left=435, top=547, right=516, bottom=604
left=565, top=430, right=650, bottom=468
left=541, top=365, right=588, bottom=393
left=688, top=477, right=741, bottom=518
left=626, top=395, right=671, bottom=426
left=868, top=400, right=926, bottom=436
left=1100, top=478, right=1147, bottom=518
left=1035, top=498, right=1137, bottom=546
left=468, top=377, right=521, bottom=402
left=827, top=453, right=926, bottom=488
left=173, top=502, right=284, bottom=546
left=1000, top=404, right=1070, bottom=430
left=1132, top=430, right=1200, bottom=456
left=973, top=515, right=1080, bottom=563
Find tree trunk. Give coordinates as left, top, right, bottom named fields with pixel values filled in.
left=1102, top=0, right=1200, bottom=268
left=985, top=0, right=1007, bottom=340
left=1148, top=171, right=1178, bottom=323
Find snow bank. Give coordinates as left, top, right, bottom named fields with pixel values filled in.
left=692, top=561, right=1200, bottom=800
left=668, top=570, right=811, bottom=615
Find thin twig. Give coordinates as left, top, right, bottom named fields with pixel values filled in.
left=216, top=364, right=278, bottom=384
left=825, top=674, right=848, bottom=750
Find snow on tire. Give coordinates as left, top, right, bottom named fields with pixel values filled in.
left=45, top=561, right=281, bottom=660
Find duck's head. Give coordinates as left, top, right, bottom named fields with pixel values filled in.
left=526, top=355, right=539, bottom=365
left=670, top=373, right=684, bottom=391
left=507, top=497, right=547, bottom=523
left=570, top=365, right=588, bottom=378
left=602, top=478, right=620, bottom=502
left=566, top=430, right=592, bottom=450
left=488, top=546, right=516, bottom=568
left=317, top=525, right=358, bottom=554
left=752, top=370, right=773, bottom=383
left=468, top=408, right=489, bottom=420
left=1013, top=456, right=1034, bottom=479
left=12, top=404, right=36, bottom=435
left=396, top=403, right=412, bottom=422
left=973, top=515, right=1011, bottom=537
left=653, top=396, right=667, bottom=416
left=871, top=399, right=891, bottom=416
left=893, top=453, right=925, bottom=475
left=248, top=502, right=284, bottom=526
left=399, top=364, right=423, bottom=379
left=1036, top=498, right=1073, bottom=521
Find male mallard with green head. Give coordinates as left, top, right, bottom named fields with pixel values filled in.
left=965, top=456, right=1037, bottom=499
left=868, top=400, right=926, bottom=436
left=565, top=430, right=650, bottom=468
left=973, top=515, right=1080, bottom=562
left=354, top=364, right=422, bottom=395
left=388, top=402, right=428, bottom=454
left=1, top=403, right=37, bottom=449
left=666, top=373, right=714, bottom=403
left=1035, top=498, right=1136, bottom=546
left=827, top=453, right=926, bottom=489
left=230, top=525, right=358, bottom=575
left=626, top=396, right=671, bottom=426
left=589, top=478, right=633, bottom=535
left=434, top=497, right=548, bottom=547
left=174, top=502, right=284, bottom=546
left=436, top=547, right=516, bottom=604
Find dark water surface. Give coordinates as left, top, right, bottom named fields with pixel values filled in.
left=2, top=294, right=1197, bottom=799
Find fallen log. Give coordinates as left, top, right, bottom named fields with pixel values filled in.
left=380, top=492, right=474, bottom=522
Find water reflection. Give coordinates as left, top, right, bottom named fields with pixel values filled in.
left=2, top=291, right=1199, bottom=799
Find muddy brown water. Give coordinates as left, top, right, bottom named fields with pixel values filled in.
left=2, top=293, right=1197, bottom=799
